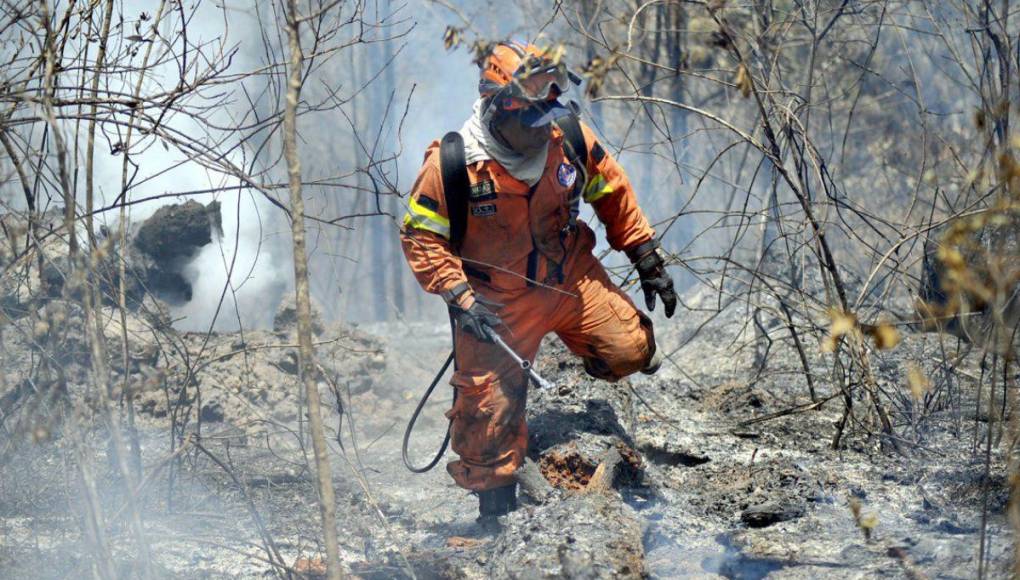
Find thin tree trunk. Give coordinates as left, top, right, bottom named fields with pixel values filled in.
left=39, top=6, right=114, bottom=574
left=116, top=0, right=169, bottom=490
left=283, top=3, right=342, bottom=578
left=38, top=0, right=76, bottom=262
left=84, top=1, right=154, bottom=574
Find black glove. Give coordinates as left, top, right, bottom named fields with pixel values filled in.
left=444, top=284, right=503, bottom=342
left=628, top=240, right=677, bottom=318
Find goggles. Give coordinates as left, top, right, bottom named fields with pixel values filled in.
left=516, top=59, right=570, bottom=101
left=498, top=58, right=577, bottom=112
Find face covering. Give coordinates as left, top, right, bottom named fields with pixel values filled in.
left=459, top=98, right=550, bottom=187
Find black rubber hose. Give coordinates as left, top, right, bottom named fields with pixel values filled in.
left=401, top=350, right=455, bottom=473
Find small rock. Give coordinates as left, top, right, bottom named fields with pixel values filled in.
left=276, top=351, right=300, bottom=374
left=740, top=502, right=802, bottom=528
left=200, top=401, right=224, bottom=423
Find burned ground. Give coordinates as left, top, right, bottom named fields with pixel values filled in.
left=1, top=276, right=1014, bottom=579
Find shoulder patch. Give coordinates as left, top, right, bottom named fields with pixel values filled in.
left=469, top=179, right=497, bottom=201
left=591, top=141, right=606, bottom=164
left=471, top=203, right=497, bottom=217
left=557, top=163, right=577, bottom=188
left=417, top=195, right=439, bottom=212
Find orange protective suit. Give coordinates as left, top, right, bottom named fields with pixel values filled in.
left=400, top=121, right=656, bottom=491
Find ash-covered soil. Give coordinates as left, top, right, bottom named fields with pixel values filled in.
left=0, top=283, right=1015, bottom=578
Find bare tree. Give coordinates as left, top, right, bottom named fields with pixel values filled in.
left=283, top=0, right=341, bottom=578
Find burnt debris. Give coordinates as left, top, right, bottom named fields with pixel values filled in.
left=133, top=200, right=223, bottom=303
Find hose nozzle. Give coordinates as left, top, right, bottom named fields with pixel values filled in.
left=490, top=333, right=554, bottom=389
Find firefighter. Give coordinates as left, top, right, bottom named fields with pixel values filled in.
left=400, top=42, right=676, bottom=522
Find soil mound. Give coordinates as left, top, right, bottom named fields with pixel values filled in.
left=133, top=321, right=386, bottom=440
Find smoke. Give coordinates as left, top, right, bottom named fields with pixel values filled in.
left=90, top=158, right=288, bottom=333
left=81, top=3, right=291, bottom=332
left=173, top=192, right=289, bottom=332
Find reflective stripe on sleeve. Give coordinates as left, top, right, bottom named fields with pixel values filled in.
left=583, top=174, right=614, bottom=203
left=403, top=196, right=451, bottom=238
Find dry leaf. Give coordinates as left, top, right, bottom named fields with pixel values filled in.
left=863, top=322, right=901, bottom=350
left=829, top=309, right=857, bottom=337
left=860, top=512, right=879, bottom=530
left=849, top=496, right=878, bottom=541
left=543, top=43, right=566, bottom=65
left=736, top=63, right=751, bottom=98
left=906, top=363, right=930, bottom=401
left=581, top=53, right=619, bottom=99
left=822, top=309, right=857, bottom=353
left=936, top=246, right=965, bottom=271
left=443, top=26, right=461, bottom=51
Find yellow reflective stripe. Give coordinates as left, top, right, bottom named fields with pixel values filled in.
left=403, top=197, right=451, bottom=238
left=403, top=212, right=451, bottom=238
left=583, top=174, right=614, bottom=203
left=409, top=196, right=450, bottom=227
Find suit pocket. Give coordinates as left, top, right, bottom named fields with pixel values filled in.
left=446, top=371, right=498, bottom=456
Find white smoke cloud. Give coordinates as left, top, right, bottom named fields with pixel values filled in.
left=172, top=190, right=289, bottom=332
left=84, top=3, right=290, bottom=332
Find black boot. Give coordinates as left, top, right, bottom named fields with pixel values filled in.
left=477, top=483, right=517, bottom=525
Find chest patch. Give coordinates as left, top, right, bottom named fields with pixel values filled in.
left=557, top=163, right=577, bottom=188
left=471, top=203, right=497, bottom=217
left=469, top=179, right=497, bottom=201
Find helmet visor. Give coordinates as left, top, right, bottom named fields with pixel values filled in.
left=514, top=99, right=572, bottom=128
